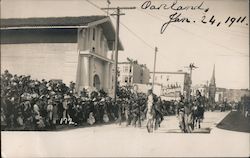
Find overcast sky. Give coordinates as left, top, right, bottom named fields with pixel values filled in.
left=1, top=0, right=249, bottom=89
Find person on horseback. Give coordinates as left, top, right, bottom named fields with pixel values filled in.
left=154, top=97, right=164, bottom=130
left=191, top=90, right=205, bottom=129
left=195, top=90, right=205, bottom=120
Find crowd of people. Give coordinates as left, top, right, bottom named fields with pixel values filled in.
left=1, top=70, right=176, bottom=131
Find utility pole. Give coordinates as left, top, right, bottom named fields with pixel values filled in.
left=185, top=63, right=198, bottom=100
left=152, top=47, right=158, bottom=92
left=188, top=63, right=198, bottom=85
left=106, top=0, right=111, bottom=16
left=101, top=6, right=136, bottom=102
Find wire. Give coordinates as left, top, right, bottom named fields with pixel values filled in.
left=86, top=0, right=155, bottom=50
left=86, top=0, right=249, bottom=58
left=85, top=0, right=107, bottom=16
left=119, top=23, right=155, bottom=50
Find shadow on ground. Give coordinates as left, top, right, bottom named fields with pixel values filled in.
left=2, top=120, right=123, bottom=132
left=157, top=127, right=211, bottom=134
left=217, top=111, right=250, bottom=133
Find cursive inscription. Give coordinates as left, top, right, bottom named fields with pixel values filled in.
left=140, top=0, right=248, bottom=34
left=161, top=12, right=190, bottom=34
left=141, top=0, right=209, bottom=13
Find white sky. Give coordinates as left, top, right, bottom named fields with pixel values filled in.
left=1, top=0, right=249, bottom=89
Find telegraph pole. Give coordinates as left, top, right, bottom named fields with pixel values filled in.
left=152, top=47, right=158, bottom=92
left=101, top=6, right=136, bottom=102
left=188, top=63, right=198, bottom=85
left=106, top=0, right=111, bottom=16
left=185, top=63, right=198, bottom=100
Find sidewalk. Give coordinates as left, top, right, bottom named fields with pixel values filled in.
left=216, top=111, right=250, bottom=133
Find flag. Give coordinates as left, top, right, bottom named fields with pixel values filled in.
left=107, top=0, right=111, bottom=4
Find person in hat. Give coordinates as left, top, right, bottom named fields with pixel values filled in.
left=146, top=89, right=155, bottom=133
left=87, top=112, right=95, bottom=125
left=103, top=110, right=109, bottom=123
left=131, top=100, right=140, bottom=127
left=1, top=107, right=7, bottom=130
left=46, top=99, right=54, bottom=129
left=60, top=95, right=70, bottom=125
left=177, top=94, right=186, bottom=132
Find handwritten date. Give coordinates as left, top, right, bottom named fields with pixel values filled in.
left=161, top=12, right=190, bottom=34
left=160, top=13, right=248, bottom=34
left=201, top=15, right=248, bottom=27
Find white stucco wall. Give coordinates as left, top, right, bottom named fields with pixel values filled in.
left=77, top=26, right=114, bottom=95
left=78, top=27, right=109, bottom=58
left=1, top=43, right=78, bottom=85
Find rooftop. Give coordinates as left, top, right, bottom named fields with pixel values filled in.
left=0, top=16, right=107, bottom=28
left=0, top=16, right=123, bottom=50
left=150, top=71, right=189, bottom=75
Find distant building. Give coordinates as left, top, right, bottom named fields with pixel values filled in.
left=149, top=71, right=191, bottom=100
left=215, top=87, right=226, bottom=103
left=223, top=89, right=250, bottom=102
left=1, top=16, right=123, bottom=96
left=214, top=88, right=249, bottom=103
left=118, top=61, right=150, bottom=86
left=192, top=84, right=209, bottom=97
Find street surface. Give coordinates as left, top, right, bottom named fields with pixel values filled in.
left=2, top=111, right=249, bottom=157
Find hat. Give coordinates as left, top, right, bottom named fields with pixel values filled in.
left=100, top=98, right=105, bottom=102
left=39, top=95, right=45, bottom=99
left=64, top=95, right=70, bottom=99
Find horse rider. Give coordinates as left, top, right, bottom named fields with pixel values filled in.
left=154, top=97, right=164, bottom=130
left=195, top=90, right=205, bottom=120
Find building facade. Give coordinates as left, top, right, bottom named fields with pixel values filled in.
left=1, top=16, right=123, bottom=96
left=149, top=71, right=191, bottom=100
left=118, top=61, right=150, bottom=86
left=192, top=84, right=209, bottom=97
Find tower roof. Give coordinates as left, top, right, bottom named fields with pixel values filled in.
left=210, top=64, right=216, bottom=86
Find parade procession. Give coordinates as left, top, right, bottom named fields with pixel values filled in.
left=0, top=69, right=242, bottom=132
left=1, top=0, right=249, bottom=157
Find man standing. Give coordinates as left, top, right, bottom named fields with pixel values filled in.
left=177, top=95, right=186, bottom=132
left=146, top=89, right=155, bottom=133
left=177, top=94, right=192, bottom=133
left=183, top=99, right=192, bottom=133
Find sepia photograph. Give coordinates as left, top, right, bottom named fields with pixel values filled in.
left=1, top=0, right=249, bottom=157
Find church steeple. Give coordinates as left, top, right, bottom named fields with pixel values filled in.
left=209, top=64, right=216, bottom=103
left=210, top=64, right=216, bottom=86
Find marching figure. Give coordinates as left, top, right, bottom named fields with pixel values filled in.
left=177, top=95, right=192, bottom=133
left=146, top=89, right=155, bottom=133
